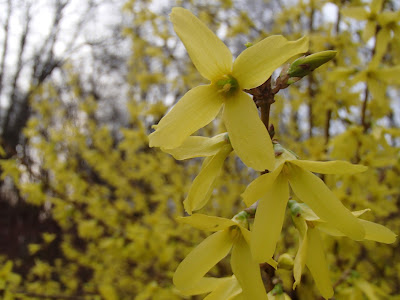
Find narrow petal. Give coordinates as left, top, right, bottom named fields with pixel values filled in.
left=290, top=160, right=367, bottom=175
left=368, top=76, right=385, bottom=100
left=371, top=0, right=384, bottom=14
left=362, top=21, right=376, bottom=42
left=251, top=174, right=289, bottom=263
left=173, top=230, right=233, bottom=289
left=178, top=214, right=236, bottom=232
left=297, top=203, right=320, bottom=221
left=241, top=164, right=284, bottom=206
left=232, top=35, right=308, bottom=89
left=287, top=162, right=365, bottom=240
left=355, top=280, right=381, bottom=300
left=184, top=144, right=232, bottom=214
left=315, top=209, right=372, bottom=237
left=223, top=91, right=275, bottom=171
left=231, top=235, right=268, bottom=300
left=306, top=228, right=334, bottom=299
left=370, top=27, right=391, bottom=68
left=178, top=277, right=232, bottom=296
left=340, top=7, right=368, bottom=20
left=315, top=222, right=344, bottom=237
left=352, top=209, right=371, bottom=218
left=149, top=85, right=223, bottom=149
left=204, top=276, right=242, bottom=300
left=292, top=216, right=308, bottom=290
left=170, top=7, right=233, bottom=81
left=374, top=66, right=400, bottom=85
left=162, top=133, right=228, bottom=160
left=360, top=219, right=397, bottom=244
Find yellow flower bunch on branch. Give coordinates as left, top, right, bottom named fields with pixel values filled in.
left=148, top=7, right=397, bottom=300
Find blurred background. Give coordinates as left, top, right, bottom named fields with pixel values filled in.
left=0, top=0, right=398, bottom=299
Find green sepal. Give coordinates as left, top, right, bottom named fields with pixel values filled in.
left=288, top=50, right=337, bottom=78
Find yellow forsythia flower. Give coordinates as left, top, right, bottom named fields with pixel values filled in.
left=173, top=213, right=275, bottom=299
left=148, top=7, right=309, bottom=171
left=163, top=133, right=232, bottom=214
left=289, top=200, right=396, bottom=299
left=242, top=145, right=368, bottom=263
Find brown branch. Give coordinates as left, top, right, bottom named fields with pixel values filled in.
left=360, top=87, right=370, bottom=132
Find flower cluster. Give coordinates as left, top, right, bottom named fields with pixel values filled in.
left=148, top=7, right=397, bottom=300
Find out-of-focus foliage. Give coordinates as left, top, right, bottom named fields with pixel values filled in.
left=0, top=0, right=398, bottom=299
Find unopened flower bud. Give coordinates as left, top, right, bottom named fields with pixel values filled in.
left=289, top=200, right=302, bottom=217
left=278, top=253, right=294, bottom=270
left=232, top=211, right=249, bottom=228
left=270, top=283, right=284, bottom=295
left=288, top=50, right=337, bottom=78
left=273, top=143, right=284, bottom=157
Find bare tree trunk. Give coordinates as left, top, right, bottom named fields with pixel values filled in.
left=0, top=0, right=12, bottom=102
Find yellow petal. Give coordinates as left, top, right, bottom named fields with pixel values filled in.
left=355, top=280, right=380, bottom=300
left=292, top=217, right=308, bottom=290
left=238, top=227, right=280, bottom=270
left=178, top=277, right=232, bottom=296
left=370, top=27, right=391, bottom=68
left=351, top=70, right=368, bottom=85
left=231, top=235, right=268, bottom=300
left=367, top=77, right=385, bottom=103
left=306, top=228, right=334, bottom=299
left=223, top=91, right=275, bottom=171
left=149, top=85, right=223, bottom=149
left=204, top=276, right=242, bottom=300
left=173, top=230, right=233, bottom=289
left=341, top=7, right=368, bottom=20
left=362, top=21, right=376, bottom=42
left=297, top=203, right=320, bottom=221
left=374, top=66, right=400, bottom=85
left=352, top=208, right=371, bottom=218
left=287, top=162, right=365, bottom=240
left=241, top=164, right=284, bottom=206
left=328, top=67, right=358, bottom=81
left=315, top=222, right=344, bottom=237
left=170, top=7, right=233, bottom=81
left=371, top=0, right=384, bottom=14
left=238, top=227, right=251, bottom=245
left=251, top=173, right=289, bottom=263
left=177, top=214, right=236, bottom=232
left=184, top=144, right=232, bottom=213
left=290, top=160, right=367, bottom=175
left=360, top=219, right=397, bottom=244
left=377, top=10, right=400, bottom=26
left=315, top=209, right=371, bottom=237
left=232, top=36, right=309, bottom=89
left=162, top=133, right=229, bottom=160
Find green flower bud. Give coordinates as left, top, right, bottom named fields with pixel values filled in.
left=289, top=201, right=302, bottom=217
left=273, top=143, right=285, bottom=157
left=232, top=211, right=249, bottom=228
left=270, top=284, right=284, bottom=295
left=278, top=253, right=294, bottom=270
left=244, top=42, right=253, bottom=48
left=288, top=50, right=337, bottom=78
